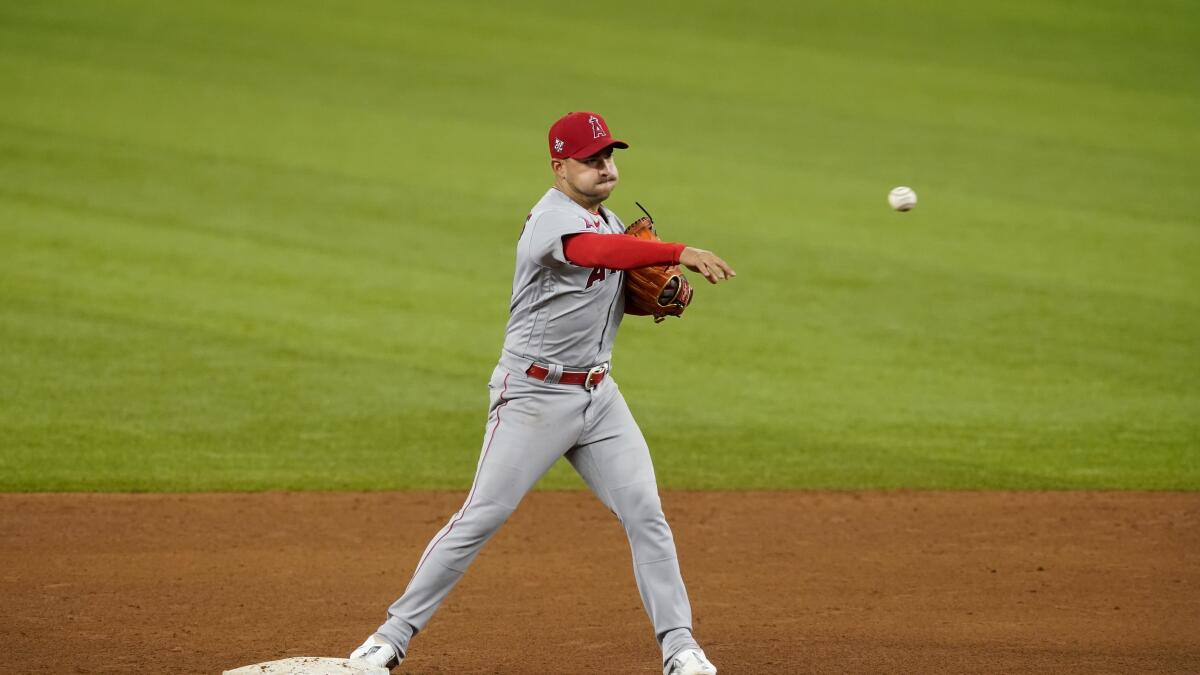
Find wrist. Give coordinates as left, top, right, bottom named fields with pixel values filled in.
left=670, top=243, right=687, bottom=265
left=678, top=245, right=695, bottom=266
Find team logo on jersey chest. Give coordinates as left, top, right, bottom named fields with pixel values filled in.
left=585, top=266, right=617, bottom=289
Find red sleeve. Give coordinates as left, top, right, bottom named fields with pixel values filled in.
left=562, top=233, right=686, bottom=270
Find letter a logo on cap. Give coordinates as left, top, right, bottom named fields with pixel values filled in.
left=548, top=111, right=627, bottom=159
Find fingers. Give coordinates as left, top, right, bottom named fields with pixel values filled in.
left=680, top=247, right=737, bottom=284
left=699, top=254, right=736, bottom=284
left=710, top=254, right=736, bottom=280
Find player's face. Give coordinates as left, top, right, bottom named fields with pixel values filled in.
left=558, top=147, right=619, bottom=201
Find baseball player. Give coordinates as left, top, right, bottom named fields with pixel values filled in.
left=350, top=111, right=735, bottom=675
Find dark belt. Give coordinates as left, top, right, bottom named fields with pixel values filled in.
left=525, top=362, right=610, bottom=390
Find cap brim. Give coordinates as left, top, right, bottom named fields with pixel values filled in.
left=569, top=139, right=629, bottom=160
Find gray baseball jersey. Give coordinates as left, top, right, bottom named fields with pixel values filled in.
left=503, top=187, right=627, bottom=368
left=369, top=187, right=702, bottom=671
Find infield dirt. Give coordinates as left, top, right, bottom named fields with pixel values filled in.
left=2, top=491, right=1196, bottom=674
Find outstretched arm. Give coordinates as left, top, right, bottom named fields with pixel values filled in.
left=562, top=233, right=736, bottom=284
left=562, top=232, right=684, bottom=270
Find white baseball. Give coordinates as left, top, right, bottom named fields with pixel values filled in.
left=888, top=186, right=917, bottom=211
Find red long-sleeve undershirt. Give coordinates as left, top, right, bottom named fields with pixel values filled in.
left=562, top=232, right=685, bottom=269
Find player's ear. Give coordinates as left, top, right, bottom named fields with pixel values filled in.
left=550, top=158, right=566, bottom=178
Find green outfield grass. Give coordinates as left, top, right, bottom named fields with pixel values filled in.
left=1, top=1, right=1197, bottom=491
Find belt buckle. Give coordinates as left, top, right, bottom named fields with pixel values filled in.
left=583, top=363, right=608, bottom=391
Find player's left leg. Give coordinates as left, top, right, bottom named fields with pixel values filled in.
left=565, top=377, right=709, bottom=671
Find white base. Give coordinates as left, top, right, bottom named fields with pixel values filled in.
left=223, top=656, right=389, bottom=675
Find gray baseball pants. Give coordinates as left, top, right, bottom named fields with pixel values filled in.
left=373, top=351, right=700, bottom=664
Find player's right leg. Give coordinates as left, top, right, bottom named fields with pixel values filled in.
left=367, top=366, right=586, bottom=661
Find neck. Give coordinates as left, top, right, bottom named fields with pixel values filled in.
left=554, top=181, right=602, bottom=214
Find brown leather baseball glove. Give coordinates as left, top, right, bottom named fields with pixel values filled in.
left=623, top=216, right=693, bottom=323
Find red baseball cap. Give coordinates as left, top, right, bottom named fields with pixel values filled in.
left=548, top=111, right=629, bottom=160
